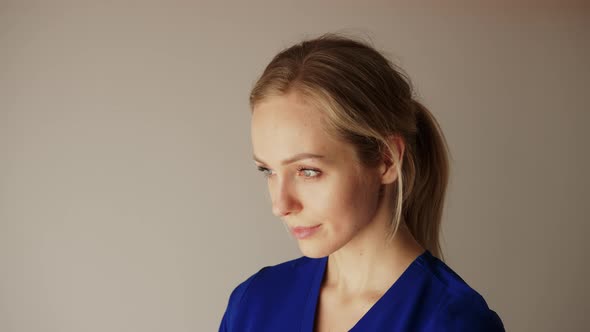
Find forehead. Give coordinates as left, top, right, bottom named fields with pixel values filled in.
left=251, top=92, right=350, bottom=164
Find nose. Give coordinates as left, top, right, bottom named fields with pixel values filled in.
left=270, top=178, right=301, bottom=217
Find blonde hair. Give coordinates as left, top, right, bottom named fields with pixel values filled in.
left=249, top=33, right=450, bottom=260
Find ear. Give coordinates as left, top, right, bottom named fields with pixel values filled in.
left=379, top=135, right=405, bottom=185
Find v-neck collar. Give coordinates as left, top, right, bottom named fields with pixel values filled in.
left=301, top=250, right=430, bottom=332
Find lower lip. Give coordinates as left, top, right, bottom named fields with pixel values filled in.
left=290, top=225, right=322, bottom=239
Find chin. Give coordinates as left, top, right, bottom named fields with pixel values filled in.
left=297, top=239, right=339, bottom=259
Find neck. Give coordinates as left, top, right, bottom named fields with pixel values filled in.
left=324, top=211, right=425, bottom=296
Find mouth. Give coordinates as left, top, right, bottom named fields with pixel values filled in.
left=289, top=224, right=322, bottom=240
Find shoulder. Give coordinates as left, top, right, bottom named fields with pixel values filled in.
left=219, top=256, right=323, bottom=331
left=226, top=255, right=317, bottom=303
left=238, top=255, right=320, bottom=295
left=431, top=292, right=505, bottom=331
left=417, top=252, right=505, bottom=331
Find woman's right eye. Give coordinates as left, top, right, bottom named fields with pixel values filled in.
left=257, top=166, right=273, bottom=177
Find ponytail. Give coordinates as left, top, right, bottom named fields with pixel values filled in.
left=401, top=100, right=450, bottom=261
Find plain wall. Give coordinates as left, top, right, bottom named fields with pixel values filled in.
left=1, top=1, right=588, bottom=331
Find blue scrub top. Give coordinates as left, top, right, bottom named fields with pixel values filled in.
left=219, top=250, right=505, bottom=331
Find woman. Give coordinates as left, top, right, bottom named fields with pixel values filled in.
left=219, top=33, right=505, bottom=331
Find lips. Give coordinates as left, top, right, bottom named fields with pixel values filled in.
left=289, top=224, right=321, bottom=239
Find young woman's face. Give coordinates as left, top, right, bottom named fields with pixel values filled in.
left=251, top=92, right=384, bottom=258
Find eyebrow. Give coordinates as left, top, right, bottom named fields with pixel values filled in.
left=253, top=153, right=325, bottom=166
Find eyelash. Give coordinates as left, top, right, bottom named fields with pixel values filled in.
left=256, top=166, right=322, bottom=179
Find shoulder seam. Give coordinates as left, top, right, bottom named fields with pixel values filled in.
left=227, top=265, right=269, bottom=326
left=236, top=266, right=269, bottom=309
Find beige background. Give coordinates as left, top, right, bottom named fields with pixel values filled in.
left=1, top=1, right=588, bottom=331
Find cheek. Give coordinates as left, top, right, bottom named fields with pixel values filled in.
left=343, top=182, right=380, bottom=228
left=303, top=176, right=379, bottom=228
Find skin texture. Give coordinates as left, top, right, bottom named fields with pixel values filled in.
left=251, top=91, right=425, bottom=331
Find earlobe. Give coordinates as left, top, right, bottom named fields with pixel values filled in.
left=380, top=135, right=405, bottom=185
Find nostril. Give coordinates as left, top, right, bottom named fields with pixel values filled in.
left=273, top=207, right=289, bottom=217
left=272, top=201, right=293, bottom=217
